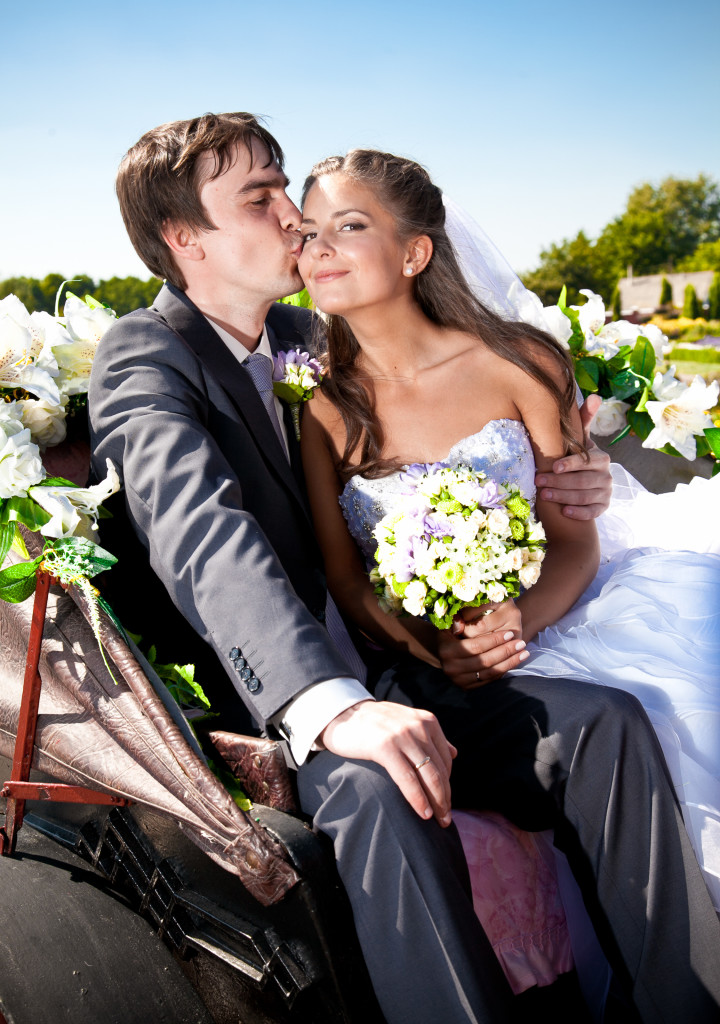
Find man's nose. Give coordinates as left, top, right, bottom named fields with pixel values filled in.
left=281, top=196, right=301, bottom=232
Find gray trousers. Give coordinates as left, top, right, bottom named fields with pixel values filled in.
left=298, top=665, right=720, bottom=1024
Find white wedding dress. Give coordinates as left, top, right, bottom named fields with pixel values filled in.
left=339, top=418, right=720, bottom=916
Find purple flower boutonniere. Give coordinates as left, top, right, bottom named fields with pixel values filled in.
left=271, top=349, right=324, bottom=440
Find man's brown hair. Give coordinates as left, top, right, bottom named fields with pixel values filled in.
left=116, top=112, right=285, bottom=290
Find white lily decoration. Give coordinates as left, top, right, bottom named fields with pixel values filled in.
left=643, top=374, right=719, bottom=461
left=539, top=304, right=573, bottom=349
left=54, top=294, right=117, bottom=396
left=62, top=293, right=117, bottom=345
left=0, top=301, right=62, bottom=406
left=29, top=458, right=121, bottom=540
left=575, top=289, right=606, bottom=339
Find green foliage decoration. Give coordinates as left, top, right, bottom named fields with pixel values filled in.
left=659, top=276, right=673, bottom=306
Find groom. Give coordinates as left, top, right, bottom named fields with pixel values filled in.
left=89, top=112, right=720, bottom=1024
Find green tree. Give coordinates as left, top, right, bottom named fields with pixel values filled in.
left=0, top=276, right=46, bottom=310
left=659, top=276, right=673, bottom=306
left=677, top=239, right=720, bottom=272
left=521, top=231, right=608, bottom=306
left=611, top=283, right=621, bottom=320
left=708, top=272, right=720, bottom=320
left=92, top=276, right=159, bottom=317
left=683, top=283, right=700, bottom=319
left=596, top=176, right=720, bottom=285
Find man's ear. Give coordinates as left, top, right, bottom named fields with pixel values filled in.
left=161, top=220, right=205, bottom=262
left=404, top=235, right=433, bottom=276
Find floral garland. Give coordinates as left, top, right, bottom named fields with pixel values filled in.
left=541, top=288, right=720, bottom=469
left=0, top=289, right=121, bottom=676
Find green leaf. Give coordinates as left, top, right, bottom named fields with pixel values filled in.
left=626, top=409, right=654, bottom=441
left=694, top=436, right=711, bottom=459
left=610, top=368, right=645, bottom=401
left=557, top=286, right=568, bottom=311
left=703, top=427, right=720, bottom=459
left=574, top=358, right=600, bottom=392
left=630, top=337, right=656, bottom=379
left=45, top=536, right=117, bottom=576
left=279, top=288, right=314, bottom=309
left=41, top=476, right=79, bottom=488
left=0, top=557, right=43, bottom=603
left=2, top=496, right=52, bottom=531
left=0, top=522, right=17, bottom=567
left=608, top=423, right=632, bottom=445
left=272, top=381, right=304, bottom=404
left=96, top=594, right=128, bottom=637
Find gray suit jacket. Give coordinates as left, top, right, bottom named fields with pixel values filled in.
left=89, top=283, right=354, bottom=731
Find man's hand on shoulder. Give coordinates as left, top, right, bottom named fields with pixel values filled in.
left=320, top=701, right=457, bottom=827
left=535, top=394, right=612, bottom=521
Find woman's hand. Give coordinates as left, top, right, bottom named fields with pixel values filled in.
left=436, top=600, right=529, bottom=688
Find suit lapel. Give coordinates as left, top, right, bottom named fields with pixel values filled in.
left=153, top=285, right=310, bottom=518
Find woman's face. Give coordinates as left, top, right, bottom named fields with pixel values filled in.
left=299, top=174, right=412, bottom=317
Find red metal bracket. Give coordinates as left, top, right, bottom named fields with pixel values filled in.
left=1, top=569, right=130, bottom=856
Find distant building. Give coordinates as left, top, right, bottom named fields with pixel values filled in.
left=618, top=270, right=714, bottom=317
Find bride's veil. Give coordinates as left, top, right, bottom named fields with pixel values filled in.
left=442, top=196, right=551, bottom=333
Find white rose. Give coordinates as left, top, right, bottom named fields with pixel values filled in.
left=486, top=510, right=511, bottom=537
left=16, top=396, right=68, bottom=449
left=519, top=563, right=542, bottom=588
left=0, top=412, right=46, bottom=498
left=486, top=582, right=508, bottom=603
left=402, top=580, right=428, bottom=618
left=589, top=397, right=631, bottom=437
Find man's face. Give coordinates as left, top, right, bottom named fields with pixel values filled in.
left=190, top=138, right=303, bottom=306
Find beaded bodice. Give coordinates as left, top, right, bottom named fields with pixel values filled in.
left=338, top=418, right=536, bottom=566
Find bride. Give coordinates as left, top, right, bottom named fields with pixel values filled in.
left=295, top=149, right=720, bottom=951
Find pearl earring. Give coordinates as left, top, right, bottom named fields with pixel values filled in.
left=405, top=267, right=413, bottom=276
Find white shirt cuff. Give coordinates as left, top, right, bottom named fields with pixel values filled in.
left=273, top=678, right=374, bottom=766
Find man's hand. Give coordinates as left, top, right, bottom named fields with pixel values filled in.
left=320, top=700, right=457, bottom=827
left=535, top=394, right=612, bottom=520
left=437, top=601, right=528, bottom=688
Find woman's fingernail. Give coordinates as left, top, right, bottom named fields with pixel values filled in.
left=504, top=631, right=514, bottom=641
left=515, top=640, right=526, bottom=651
left=543, top=489, right=553, bottom=500
left=518, top=650, right=530, bottom=661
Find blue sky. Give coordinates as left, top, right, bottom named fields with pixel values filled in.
left=3, top=0, right=718, bottom=284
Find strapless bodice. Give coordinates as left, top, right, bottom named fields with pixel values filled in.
left=339, top=418, right=536, bottom=566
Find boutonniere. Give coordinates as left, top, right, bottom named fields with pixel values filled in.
left=271, top=350, right=324, bottom=440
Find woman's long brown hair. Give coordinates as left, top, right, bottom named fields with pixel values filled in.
left=302, top=149, right=586, bottom=480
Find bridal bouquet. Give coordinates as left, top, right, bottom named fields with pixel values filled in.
left=370, top=463, right=546, bottom=630
left=542, top=288, right=720, bottom=466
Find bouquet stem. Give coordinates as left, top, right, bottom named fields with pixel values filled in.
left=290, top=403, right=301, bottom=441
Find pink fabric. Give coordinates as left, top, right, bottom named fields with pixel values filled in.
left=454, top=810, right=574, bottom=994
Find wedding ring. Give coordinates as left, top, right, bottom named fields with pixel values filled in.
left=476, top=671, right=481, bottom=681
left=414, top=756, right=431, bottom=772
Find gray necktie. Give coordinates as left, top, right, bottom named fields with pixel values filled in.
left=244, top=351, right=286, bottom=451
left=244, top=350, right=367, bottom=683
